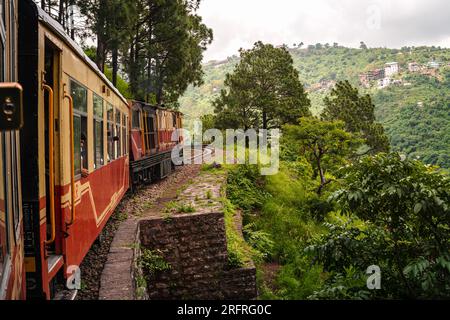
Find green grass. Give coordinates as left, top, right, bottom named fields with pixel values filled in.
left=222, top=198, right=258, bottom=269
left=225, top=162, right=332, bottom=299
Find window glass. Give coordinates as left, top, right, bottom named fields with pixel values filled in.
left=93, top=94, right=103, bottom=118
left=132, top=110, right=140, bottom=129
left=71, top=81, right=87, bottom=113
left=71, top=80, right=88, bottom=176
left=73, top=115, right=81, bottom=175
left=0, top=1, right=4, bottom=29
left=107, top=104, right=114, bottom=162
left=122, top=114, right=127, bottom=156
left=94, top=121, right=103, bottom=168
left=93, top=94, right=104, bottom=169
left=116, top=111, right=121, bottom=157
left=107, top=103, right=113, bottom=121
left=126, top=116, right=129, bottom=155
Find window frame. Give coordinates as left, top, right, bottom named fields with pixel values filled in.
left=70, top=79, right=88, bottom=178
left=107, top=103, right=115, bottom=163
left=122, top=114, right=127, bottom=156
left=93, top=93, right=104, bottom=170
left=115, top=110, right=121, bottom=158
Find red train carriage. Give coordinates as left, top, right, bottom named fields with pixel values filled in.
left=0, top=0, right=26, bottom=300
left=130, top=101, right=183, bottom=186
left=0, top=0, right=184, bottom=300
left=19, top=0, right=130, bottom=299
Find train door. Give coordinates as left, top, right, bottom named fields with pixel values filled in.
left=42, top=39, right=64, bottom=293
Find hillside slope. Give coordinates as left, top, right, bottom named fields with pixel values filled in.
left=179, top=46, right=450, bottom=168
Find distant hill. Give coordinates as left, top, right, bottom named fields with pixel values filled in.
left=179, top=45, right=450, bottom=168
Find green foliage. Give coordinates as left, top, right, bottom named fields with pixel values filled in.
left=214, top=41, right=311, bottom=130
left=322, top=80, right=390, bottom=154
left=308, top=266, right=370, bottom=300
left=103, top=66, right=132, bottom=98
left=372, top=68, right=450, bottom=168
left=226, top=163, right=330, bottom=299
left=177, top=204, right=196, bottom=214
left=226, top=164, right=269, bottom=213
left=243, top=223, right=274, bottom=261
left=123, top=0, right=213, bottom=105
left=284, top=117, right=363, bottom=195
left=222, top=198, right=258, bottom=268
left=276, top=257, right=326, bottom=300
left=313, top=153, right=450, bottom=299
left=139, top=248, right=171, bottom=279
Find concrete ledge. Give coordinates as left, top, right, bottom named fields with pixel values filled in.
left=99, top=219, right=138, bottom=300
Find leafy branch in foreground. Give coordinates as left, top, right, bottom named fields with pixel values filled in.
left=309, top=153, right=450, bottom=299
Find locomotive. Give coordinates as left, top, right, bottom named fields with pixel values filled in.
left=0, top=0, right=183, bottom=299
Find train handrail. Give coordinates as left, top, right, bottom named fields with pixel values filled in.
left=42, top=83, right=56, bottom=245
left=64, top=87, right=76, bottom=227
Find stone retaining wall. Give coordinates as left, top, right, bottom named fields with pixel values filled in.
left=139, top=211, right=257, bottom=300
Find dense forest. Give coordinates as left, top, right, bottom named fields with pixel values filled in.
left=36, top=0, right=213, bottom=106
left=180, top=45, right=450, bottom=169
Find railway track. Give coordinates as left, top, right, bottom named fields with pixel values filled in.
left=73, top=147, right=210, bottom=300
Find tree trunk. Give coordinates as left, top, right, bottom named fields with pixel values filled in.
left=58, top=0, right=65, bottom=25
left=316, top=154, right=327, bottom=195
left=262, top=111, right=268, bottom=130
left=96, top=38, right=105, bottom=72
left=69, top=1, right=76, bottom=40
left=112, top=46, right=118, bottom=86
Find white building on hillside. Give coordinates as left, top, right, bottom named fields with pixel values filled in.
left=427, top=61, right=440, bottom=69
left=385, top=62, right=400, bottom=77
left=408, top=62, right=421, bottom=72
left=378, top=77, right=392, bottom=89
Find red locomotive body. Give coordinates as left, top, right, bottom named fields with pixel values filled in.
left=129, top=101, right=183, bottom=186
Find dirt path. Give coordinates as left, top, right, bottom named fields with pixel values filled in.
left=76, top=164, right=201, bottom=300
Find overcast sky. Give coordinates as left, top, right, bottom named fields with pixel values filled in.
left=198, top=0, right=450, bottom=62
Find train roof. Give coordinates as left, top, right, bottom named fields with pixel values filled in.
left=130, top=100, right=183, bottom=115
left=34, top=3, right=129, bottom=106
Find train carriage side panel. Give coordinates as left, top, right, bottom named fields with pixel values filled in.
left=19, top=0, right=130, bottom=299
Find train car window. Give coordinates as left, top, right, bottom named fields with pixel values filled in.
left=126, top=116, right=129, bottom=155
left=73, top=115, right=81, bottom=175
left=173, top=114, right=177, bottom=128
left=71, top=81, right=87, bottom=113
left=71, top=80, right=88, bottom=175
left=122, top=114, right=127, bottom=156
left=132, top=110, right=140, bottom=129
left=107, top=103, right=115, bottom=162
left=93, top=94, right=104, bottom=169
left=0, top=1, right=4, bottom=29
left=115, top=110, right=121, bottom=158
left=0, top=134, right=9, bottom=281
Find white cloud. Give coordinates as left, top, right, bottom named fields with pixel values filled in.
left=199, top=0, right=450, bottom=61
